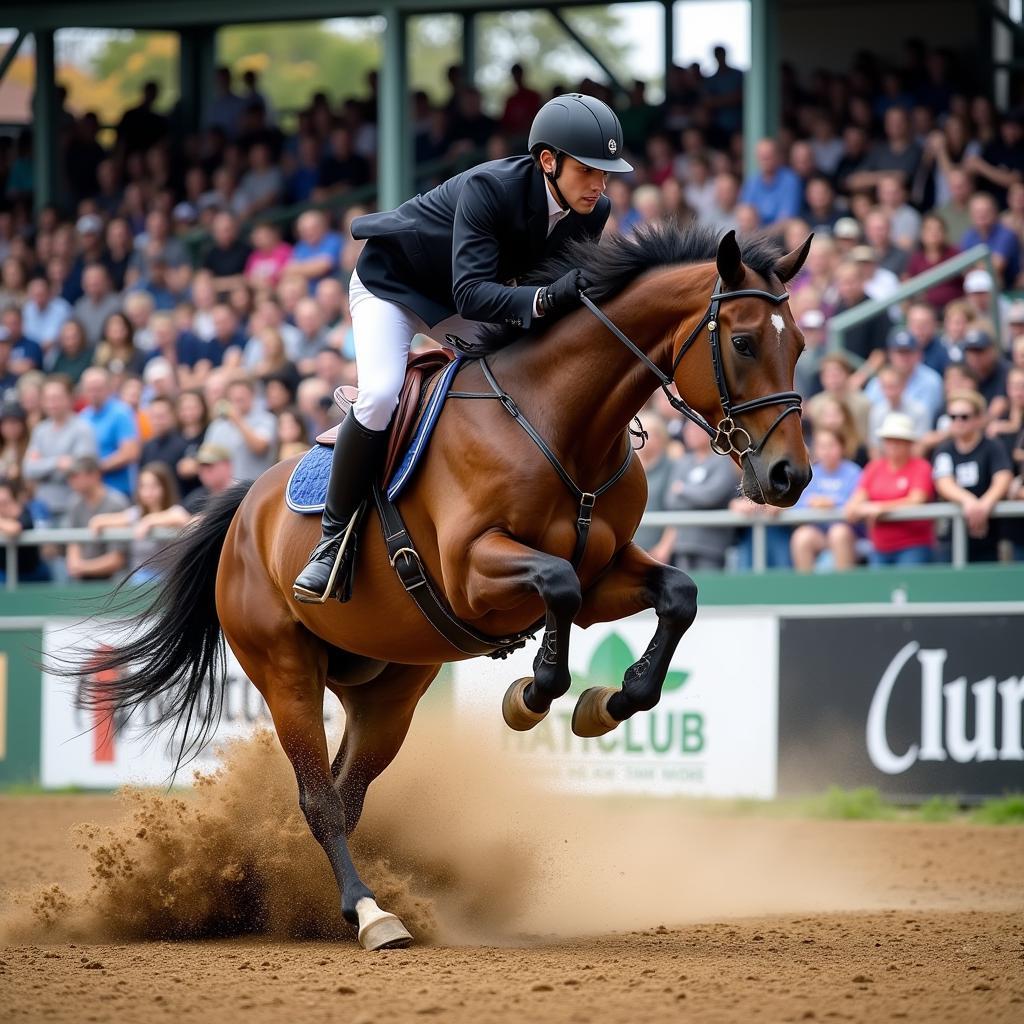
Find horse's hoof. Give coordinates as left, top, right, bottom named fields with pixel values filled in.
left=571, top=686, right=621, bottom=737
left=502, top=676, right=549, bottom=731
left=355, top=897, right=413, bottom=951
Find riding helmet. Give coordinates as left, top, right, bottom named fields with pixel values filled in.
left=528, top=93, right=634, bottom=173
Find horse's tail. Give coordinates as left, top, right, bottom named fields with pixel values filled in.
left=70, top=481, right=253, bottom=776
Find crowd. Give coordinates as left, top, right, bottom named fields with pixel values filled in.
left=0, top=41, right=1022, bottom=581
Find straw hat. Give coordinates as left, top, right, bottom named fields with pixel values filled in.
left=877, top=411, right=919, bottom=442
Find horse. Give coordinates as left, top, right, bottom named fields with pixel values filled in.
left=76, top=224, right=812, bottom=951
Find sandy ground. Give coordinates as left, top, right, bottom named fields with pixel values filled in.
left=1, top=729, right=1023, bottom=1024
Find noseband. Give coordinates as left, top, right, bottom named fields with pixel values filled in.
left=579, top=278, right=802, bottom=463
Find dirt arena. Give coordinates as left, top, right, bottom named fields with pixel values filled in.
left=1, top=722, right=1022, bottom=1024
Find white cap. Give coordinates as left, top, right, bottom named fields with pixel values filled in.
left=964, top=269, right=994, bottom=294
left=877, top=411, right=919, bottom=442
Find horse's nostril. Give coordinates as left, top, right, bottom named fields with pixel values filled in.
left=768, top=459, right=793, bottom=494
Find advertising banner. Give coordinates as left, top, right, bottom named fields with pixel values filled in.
left=452, top=611, right=779, bottom=798
left=41, top=621, right=342, bottom=788
left=778, top=613, right=1024, bottom=799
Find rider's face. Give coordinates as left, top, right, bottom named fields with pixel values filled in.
left=540, top=151, right=608, bottom=215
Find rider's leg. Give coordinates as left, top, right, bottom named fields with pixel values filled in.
left=293, top=271, right=425, bottom=603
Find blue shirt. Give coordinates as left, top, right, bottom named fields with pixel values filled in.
left=961, top=223, right=1021, bottom=285
left=291, top=232, right=343, bottom=287
left=7, top=334, right=44, bottom=370
left=795, top=459, right=862, bottom=511
left=79, top=398, right=139, bottom=496
left=22, top=298, right=71, bottom=346
left=865, top=361, right=945, bottom=425
left=740, top=167, right=803, bottom=225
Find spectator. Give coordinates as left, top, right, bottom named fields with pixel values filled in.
left=202, top=304, right=247, bottom=369
left=809, top=352, right=872, bottom=447
left=0, top=305, right=44, bottom=375
left=729, top=494, right=792, bottom=570
left=988, top=365, right=1024, bottom=456
left=207, top=67, right=247, bottom=140
left=961, top=192, right=1021, bottom=287
left=237, top=142, right=285, bottom=217
left=117, top=81, right=167, bottom=155
left=866, top=362, right=931, bottom=452
left=846, top=412, right=934, bottom=566
left=103, top=218, right=135, bottom=293
left=962, top=268, right=1010, bottom=336
left=705, top=172, right=741, bottom=233
left=739, top=138, right=802, bottom=225
left=866, top=329, right=944, bottom=424
left=78, top=367, right=141, bottom=497
left=863, top=208, right=908, bottom=276
left=847, top=107, right=922, bottom=191
left=831, top=260, right=891, bottom=372
left=704, top=45, right=744, bottom=141
left=203, top=376, right=276, bottom=482
left=904, top=213, right=962, bottom=310
left=87, top=461, right=181, bottom=582
left=901, top=300, right=949, bottom=376
left=23, top=377, right=98, bottom=524
left=291, top=297, right=329, bottom=374
left=0, top=479, right=50, bottom=583
left=64, top=455, right=130, bottom=580
left=803, top=174, right=841, bottom=233
left=632, top=414, right=675, bottom=560
left=316, top=128, right=371, bottom=197
left=22, top=276, right=71, bottom=364
left=123, top=291, right=157, bottom=350
left=790, top=426, right=861, bottom=572
left=202, top=211, right=251, bottom=295
left=289, top=210, right=342, bottom=288
left=94, top=311, right=147, bottom=380
left=501, top=64, right=542, bottom=140
left=133, top=210, right=189, bottom=272
left=851, top=244, right=900, bottom=306
left=968, top=109, right=1024, bottom=208
left=794, top=310, right=827, bottom=398
left=932, top=389, right=1013, bottom=562
left=0, top=401, right=29, bottom=487
left=666, top=420, right=741, bottom=571
left=245, top=222, right=293, bottom=290
left=73, top=265, right=122, bottom=346
left=177, top=441, right=236, bottom=519
left=961, top=327, right=1010, bottom=416
left=276, top=407, right=311, bottom=461
left=876, top=174, right=921, bottom=249
left=173, top=389, right=210, bottom=498
left=934, top=166, right=973, bottom=246
left=139, top=395, right=188, bottom=474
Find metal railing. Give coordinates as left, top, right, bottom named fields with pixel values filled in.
left=826, top=243, right=1002, bottom=352
left=2, top=502, right=1023, bottom=587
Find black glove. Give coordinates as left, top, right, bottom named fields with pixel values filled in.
left=538, top=268, right=588, bottom=316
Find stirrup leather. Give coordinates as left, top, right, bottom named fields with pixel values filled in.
left=292, top=505, right=363, bottom=604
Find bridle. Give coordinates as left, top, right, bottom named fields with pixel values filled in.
left=579, top=278, right=803, bottom=465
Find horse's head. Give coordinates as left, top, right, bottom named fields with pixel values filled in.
left=671, top=230, right=813, bottom=507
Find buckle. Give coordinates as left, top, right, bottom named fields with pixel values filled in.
left=389, top=546, right=426, bottom=591
left=578, top=492, right=596, bottom=524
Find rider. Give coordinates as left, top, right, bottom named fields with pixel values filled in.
left=293, top=93, right=634, bottom=603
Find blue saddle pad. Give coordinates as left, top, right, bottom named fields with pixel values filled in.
left=286, top=356, right=464, bottom=515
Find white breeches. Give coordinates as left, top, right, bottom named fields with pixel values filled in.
left=349, top=269, right=482, bottom=431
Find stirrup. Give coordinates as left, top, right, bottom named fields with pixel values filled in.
left=292, top=506, right=363, bottom=605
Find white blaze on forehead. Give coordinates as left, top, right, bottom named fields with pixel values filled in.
left=770, top=313, right=785, bottom=348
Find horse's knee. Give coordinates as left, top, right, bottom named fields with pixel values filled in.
left=534, top=558, right=582, bottom=618
left=660, top=569, right=698, bottom=629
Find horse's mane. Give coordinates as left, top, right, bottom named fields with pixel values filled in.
left=478, top=221, right=785, bottom=351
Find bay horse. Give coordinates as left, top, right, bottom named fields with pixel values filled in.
left=78, top=225, right=812, bottom=950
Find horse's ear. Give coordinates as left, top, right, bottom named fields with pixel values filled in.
left=716, top=230, right=744, bottom=288
left=774, top=233, right=814, bottom=284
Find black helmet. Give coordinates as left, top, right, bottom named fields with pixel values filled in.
left=528, top=93, right=633, bottom=173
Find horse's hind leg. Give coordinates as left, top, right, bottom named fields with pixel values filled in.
left=233, top=630, right=413, bottom=951
left=572, top=542, right=697, bottom=737
left=329, top=662, right=440, bottom=835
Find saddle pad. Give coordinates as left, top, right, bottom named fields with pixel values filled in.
left=286, top=356, right=464, bottom=515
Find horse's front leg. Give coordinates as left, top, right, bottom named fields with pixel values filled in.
left=460, top=533, right=582, bottom=731
left=571, top=542, right=698, bottom=737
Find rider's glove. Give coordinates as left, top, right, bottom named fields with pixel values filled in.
left=538, top=268, right=588, bottom=316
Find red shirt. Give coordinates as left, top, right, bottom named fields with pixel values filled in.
left=859, top=456, right=935, bottom=552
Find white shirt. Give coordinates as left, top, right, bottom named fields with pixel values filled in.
left=534, top=181, right=570, bottom=316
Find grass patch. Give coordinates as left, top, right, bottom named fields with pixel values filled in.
left=917, top=795, right=960, bottom=823
left=971, top=794, right=1024, bottom=825
left=812, top=786, right=898, bottom=820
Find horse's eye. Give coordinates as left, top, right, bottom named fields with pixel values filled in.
left=732, top=335, right=754, bottom=357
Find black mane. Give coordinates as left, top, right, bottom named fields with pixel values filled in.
left=478, top=221, right=785, bottom=351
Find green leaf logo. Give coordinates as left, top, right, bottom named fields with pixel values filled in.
left=567, top=633, right=691, bottom=696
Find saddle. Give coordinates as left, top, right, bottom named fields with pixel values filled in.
left=316, top=349, right=455, bottom=485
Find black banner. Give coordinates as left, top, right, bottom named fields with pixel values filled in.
left=778, top=614, right=1024, bottom=800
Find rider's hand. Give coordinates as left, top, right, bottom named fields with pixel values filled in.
left=538, top=268, right=588, bottom=316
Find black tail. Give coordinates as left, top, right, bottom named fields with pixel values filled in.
left=68, top=482, right=253, bottom=776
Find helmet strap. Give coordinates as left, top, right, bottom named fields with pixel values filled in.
left=544, top=151, right=572, bottom=212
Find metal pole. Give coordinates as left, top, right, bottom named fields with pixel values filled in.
left=32, top=29, right=58, bottom=217
left=549, top=9, right=630, bottom=100
left=462, top=11, right=477, bottom=87
left=6, top=540, right=18, bottom=591
left=751, top=521, right=767, bottom=574
left=663, top=0, right=674, bottom=98
left=0, top=30, right=27, bottom=86
left=951, top=512, right=968, bottom=568
left=743, top=0, right=779, bottom=181
left=984, top=250, right=1003, bottom=348
left=379, top=6, right=410, bottom=211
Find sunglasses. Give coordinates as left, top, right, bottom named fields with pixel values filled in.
left=948, top=412, right=976, bottom=421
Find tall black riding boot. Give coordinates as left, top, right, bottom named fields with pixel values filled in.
left=293, top=413, right=389, bottom=604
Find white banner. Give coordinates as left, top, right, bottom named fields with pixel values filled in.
left=453, top=611, right=779, bottom=799
left=41, top=621, right=341, bottom=789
